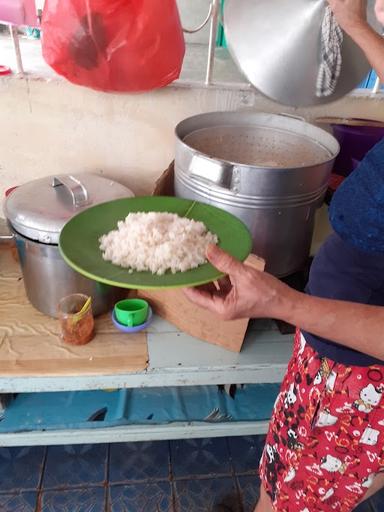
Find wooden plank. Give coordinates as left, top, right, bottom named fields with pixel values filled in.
left=151, top=162, right=266, bottom=352
left=153, top=162, right=175, bottom=196
left=0, top=332, right=148, bottom=376
left=0, top=421, right=270, bottom=447
left=315, top=116, right=384, bottom=127
left=139, top=288, right=248, bottom=352
left=0, top=244, right=148, bottom=378
left=139, top=254, right=265, bottom=353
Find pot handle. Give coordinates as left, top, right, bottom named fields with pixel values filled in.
left=52, top=175, right=90, bottom=207
left=187, top=155, right=236, bottom=190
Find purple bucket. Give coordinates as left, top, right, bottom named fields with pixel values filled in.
left=332, top=124, right=384, bottom=177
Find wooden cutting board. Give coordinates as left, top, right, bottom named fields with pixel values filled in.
left=0, top=241, right=148, bottom=377
left=151, top=162, right=266, bottom=352
left=139, top=254, right=265, bottom=353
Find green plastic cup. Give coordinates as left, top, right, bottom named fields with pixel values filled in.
left=114, top=299, right=149, bottom=327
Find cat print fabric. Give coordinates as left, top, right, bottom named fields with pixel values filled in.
left=259, top=330, right=384, bottom=512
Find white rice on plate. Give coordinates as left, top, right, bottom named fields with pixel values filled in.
left=99, top=211, right=218, bottom=275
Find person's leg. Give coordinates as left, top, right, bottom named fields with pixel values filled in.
left=253, top=474, right=384, bottom=512
left=252, top=473, right=384, bottom=512
left=358, top=473, right=384, bottom=506
left=253, top=484, right=274, bottom=512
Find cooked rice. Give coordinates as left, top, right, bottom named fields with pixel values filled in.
left=99, top=211, right=218, bottom=275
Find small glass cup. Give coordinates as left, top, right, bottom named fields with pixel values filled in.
left=58, top=293, right=95, bottom=345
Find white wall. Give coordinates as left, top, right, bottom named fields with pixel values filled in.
left=1, top=77, right=384, bottom=204
left=177, top=0, right=212, bottom=44
left=1, top=75, right=384, bottom=251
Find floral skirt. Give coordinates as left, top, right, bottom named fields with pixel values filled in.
left=259, top=330, right=384, bottom=512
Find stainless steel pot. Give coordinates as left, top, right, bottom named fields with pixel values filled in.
left=9, top=226, right=125, bottom=317
left=3, top=174, right=134, bottom=317
left=175, top=111, right=340, bottom=277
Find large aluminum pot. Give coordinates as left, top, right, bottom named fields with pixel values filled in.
left=175, top=112, right=340, bottom=277
left=3, top=174, right=134, bottom=317
left=223, top=0, right=381, bottom=107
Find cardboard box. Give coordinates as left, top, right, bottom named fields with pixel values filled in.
left=140, top=162, right=265, bottom=353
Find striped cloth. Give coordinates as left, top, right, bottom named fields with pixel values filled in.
left=316, top=6, right=344, bottom=98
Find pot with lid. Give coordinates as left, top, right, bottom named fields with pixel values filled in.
left=175, top=111, right=340, bottom=277
left=3, top=173, right=134, bottom=317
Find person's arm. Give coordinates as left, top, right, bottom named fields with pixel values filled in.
left=278, top=289, right=384, bottom=360
left=328, top=0, right=384, bottom=82
left=184, top=245, right=384, bottom=360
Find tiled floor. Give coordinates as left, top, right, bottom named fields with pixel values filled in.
left=0, top=436, right=382, bottom=511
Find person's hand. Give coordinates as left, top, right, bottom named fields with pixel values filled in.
left=183, top=245, right=293, bottom=321
left=375, top=0, right=384, bottom=25
left=327, top=0, right=368, bottom=34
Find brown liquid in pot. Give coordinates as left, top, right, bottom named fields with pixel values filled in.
left=184, top=126, right=331, bottom=168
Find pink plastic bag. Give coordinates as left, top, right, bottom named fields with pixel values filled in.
left=0, top=0, right=37, bottom=26
left=41, top=0, right=185, bottom=92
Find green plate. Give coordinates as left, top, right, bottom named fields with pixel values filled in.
left=59, top=196, right=252, bottom=289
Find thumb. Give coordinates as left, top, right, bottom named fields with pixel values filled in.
left=206, top=244, right=243, bottom=275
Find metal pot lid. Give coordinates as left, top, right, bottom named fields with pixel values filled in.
left=3, top=173, right=134, bottom=244
left=224, top=0, right=381, bottom=107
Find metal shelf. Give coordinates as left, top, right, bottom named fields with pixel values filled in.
left=0, top=420, right=270, bottom=447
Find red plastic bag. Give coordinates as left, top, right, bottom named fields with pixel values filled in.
left=41, top=0, right=185, bottom=92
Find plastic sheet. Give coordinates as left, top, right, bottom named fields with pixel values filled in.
left=41, top=0, right=185, bottom=92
